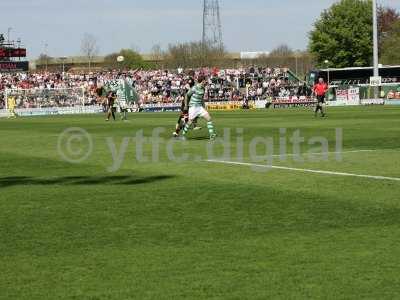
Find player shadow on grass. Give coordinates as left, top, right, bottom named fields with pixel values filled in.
left=188, top=136, right=211, bottom=141
left=0, top=175, right=176, bottom=189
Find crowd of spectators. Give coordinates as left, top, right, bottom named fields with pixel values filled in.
left=0, top=67, right=310, bottom=109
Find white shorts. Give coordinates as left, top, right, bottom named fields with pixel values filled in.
left=119, top=100, right=128, bottom=110
left=189, top=106, right=209, bottom=121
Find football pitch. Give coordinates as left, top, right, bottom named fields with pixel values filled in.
left=1, top=106, right=400, bottom=299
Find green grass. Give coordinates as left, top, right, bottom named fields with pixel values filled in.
left=1, top=106, right=400, bottom=299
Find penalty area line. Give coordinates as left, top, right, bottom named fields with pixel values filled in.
left=206, top=160, right=400, bottom=182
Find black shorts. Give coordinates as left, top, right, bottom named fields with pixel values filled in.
left=177, top=112, right=188, bottom=124
left=317, top=95, right=325, bottom=104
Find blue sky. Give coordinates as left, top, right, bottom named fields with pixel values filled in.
left=1, top=0, right=400, bottom=58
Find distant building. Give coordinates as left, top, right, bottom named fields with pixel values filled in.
left=240, top=51, right=270, bottom=60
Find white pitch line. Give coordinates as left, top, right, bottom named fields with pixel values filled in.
left=270, top=149, right=377, bottom=157
left=207, top=160, right=400, bottom=182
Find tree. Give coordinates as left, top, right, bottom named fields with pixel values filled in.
left=150, top=44, right=165, bottom=68
left=163, top=41, right=227, bottom=69
left=381, top=20, right=400, bottom=65
left=37, top=53, right=52, bottom=64
left=81, top=33, right=99, bottom=71
left=36, top=53, right=52, bottom=70
left=130, top=44, right=141, bottom=53
left=269, top=44, right=294, bottom=57
left=104, top=49, right=148, bottom=70
left=378, top=5, right=400, bottom=51
left=309, top=0, right=373, bottom=68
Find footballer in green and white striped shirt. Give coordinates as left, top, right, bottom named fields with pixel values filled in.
left=181, top=75, right=217, bottom=140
